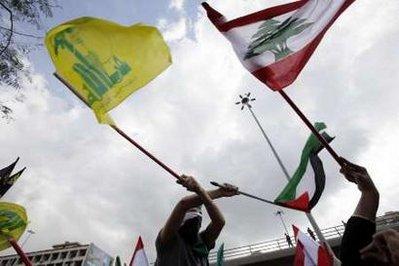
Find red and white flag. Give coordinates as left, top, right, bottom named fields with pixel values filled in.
left=129, top=236, right=149, bottom=266
left=293, top=226, right=333, bottom=266
left=202, top=0, right=355, bottom=90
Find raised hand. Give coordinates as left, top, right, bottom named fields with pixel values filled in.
left=177, top=175, right=203, bottom=193
left=218, top=183, right=239, bottom=197
left=339, top=157, right=377, bottom=194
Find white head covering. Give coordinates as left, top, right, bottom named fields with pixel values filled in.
left=181, top=207, right=202, bottom=226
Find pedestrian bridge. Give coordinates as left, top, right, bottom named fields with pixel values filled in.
left=209, top=212, right=399, bottom=266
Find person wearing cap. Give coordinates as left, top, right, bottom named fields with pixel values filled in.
left=155, top=175, right=238, bottom=266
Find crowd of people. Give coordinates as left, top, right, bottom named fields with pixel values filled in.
left=153, top=158, right=399, bottom=266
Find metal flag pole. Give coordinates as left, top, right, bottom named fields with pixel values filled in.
left=53, top=73, right=181, bottom=181
left=21, top=230, right=35, bottom=248
left=235, top=93, right=331, bottom=248
left=210, top=181, right=315, bottom=213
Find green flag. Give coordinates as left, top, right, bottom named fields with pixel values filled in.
left=274, top=122, right=334, bottom=212
left=115, top=256, right=122, bottom=266
left=216, top=243, right=224, bottom=266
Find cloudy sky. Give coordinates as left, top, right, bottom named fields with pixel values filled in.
left=1, top=0, right=399, bottom=263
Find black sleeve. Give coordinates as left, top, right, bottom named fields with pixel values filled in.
left=340, top=216, right=376, bottom=266
left=200, top=231, right=215, bottom=251
left=155, top=230, right=177, bottom=257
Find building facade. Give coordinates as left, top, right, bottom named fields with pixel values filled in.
left=0, top=241, right=113, bottom=266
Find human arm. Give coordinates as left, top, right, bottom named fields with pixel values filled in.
left=339, top=158, right=379, bottom=265
left=159, top=175, right=238, bottom=246
left=340, top=157, right=379, bottom=221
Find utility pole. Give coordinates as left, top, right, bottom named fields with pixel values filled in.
left=21, top=230, right=35, bottom=248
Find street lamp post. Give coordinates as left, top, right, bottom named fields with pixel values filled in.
left=235, top=93, right=329, bottom=246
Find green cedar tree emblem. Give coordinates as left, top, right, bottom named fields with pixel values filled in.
left=244, top=17, right=313, bottom=62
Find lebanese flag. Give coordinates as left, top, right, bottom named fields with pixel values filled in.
left=274, top=123, right=334, bottom=212
left=129, top=236, right=149, bottom=266
left=202, top=0, right=355, bottom=90
left=293, top=226, right=333, bottom=266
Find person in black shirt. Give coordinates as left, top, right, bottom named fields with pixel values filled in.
left=339, top=158, right=379, bottom=266
left=155, top=175, right=238, bottom=266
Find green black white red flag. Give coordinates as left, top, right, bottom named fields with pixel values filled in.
left=274, top=123, right=334, bottom=212
left=202, top=0, right=355, bottom=90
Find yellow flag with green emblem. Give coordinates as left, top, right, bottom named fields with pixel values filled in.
left=45, top=17, right=172, bottom=124
left=0, top=202, right=28, bottom=251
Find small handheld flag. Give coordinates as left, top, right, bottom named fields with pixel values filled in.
left=293, top=225, right=333, bottom=266
left=45, top=17, right=172, bottom=124
left=0, top=202, right=32, bottom=266
left=274, top=123, right=334, bottom=212
left=216, top=243, right=224, bottom=266
left=0, top=158, right=26, bottom=198
left=129, top=236, right=149, bottom=266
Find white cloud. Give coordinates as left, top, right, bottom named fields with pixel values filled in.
left=1, top=0, right=399, bottom=263
left=169, top=0, right=184, bottom=11
left=159, top=17, right=187, bottom=42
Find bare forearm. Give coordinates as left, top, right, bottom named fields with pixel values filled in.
left=179, top=189, right=224, bottom=210
left=160, top=189, right=223, bottom=243
left=198, top=188, right=225, bottom=226
left=354, top=190, right=379, bottom=221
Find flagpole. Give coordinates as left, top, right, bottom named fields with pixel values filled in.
left=210, top=182, right=278, bottom=206
left=8, top=238, right=32, bottom=266
left=278, top=90, right=343, bottom=167
left=53, top=73, right=181, bottom=180
left=236, top=93, right=331, bottom=248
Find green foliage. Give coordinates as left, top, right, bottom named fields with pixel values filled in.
left=0, top=0, right=56, bottom=120
left=245, top=17, right=313, bottom=62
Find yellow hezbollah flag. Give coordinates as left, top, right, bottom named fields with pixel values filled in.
left=45, top=17, right=172, bottom=124
left=0, top=202, right=28, bottom=251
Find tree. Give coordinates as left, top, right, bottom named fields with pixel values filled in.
left=0, top=0, right=56, bottom=120
left=244, top=17, right=313, bottom=62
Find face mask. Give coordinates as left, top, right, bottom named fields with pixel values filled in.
left=178, top=217, right=202, bottom=245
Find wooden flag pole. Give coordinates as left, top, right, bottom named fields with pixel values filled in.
left=278, top=90, right=343, bottom=167
left=53, top=73, right=181, bottom=180
left=8, top=238, right=32, bottom=266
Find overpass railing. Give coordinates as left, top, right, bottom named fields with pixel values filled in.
left=209, top=216, right=399, bottom=262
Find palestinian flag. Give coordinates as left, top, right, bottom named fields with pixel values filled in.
left=0, top=158, right=25, bottom=198
left=129, top=236, right=149, bottom=266
left=293, top=225, right=332, bottom=266
left=202, top=0, right=355, bottom=90
left=274, top=123, right=334, bottom=212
